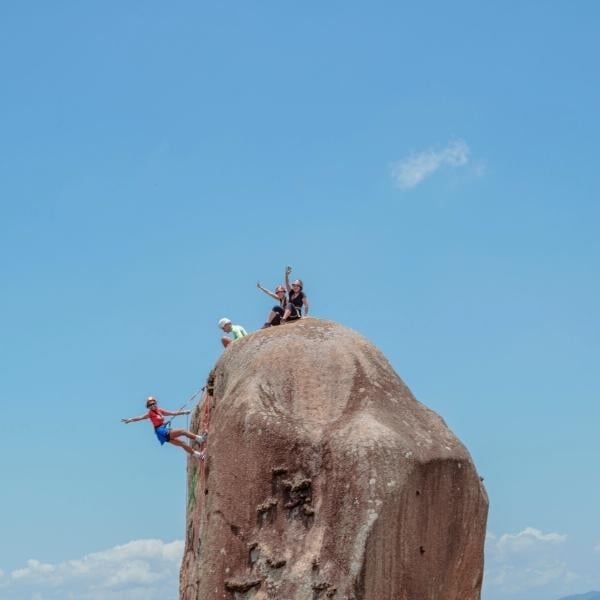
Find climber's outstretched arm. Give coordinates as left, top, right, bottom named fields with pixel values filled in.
left=256, top=282, right=278, bottom=301
left=160, top=409, right=191, bottom=417
left=121, top=413, right=149, bottom=424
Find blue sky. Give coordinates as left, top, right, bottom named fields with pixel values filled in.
left=1, top=2, right=599, bottom=599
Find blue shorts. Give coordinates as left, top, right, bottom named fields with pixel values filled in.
left=155, top=425, right=170, bottom=445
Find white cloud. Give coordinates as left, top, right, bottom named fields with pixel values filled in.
left=12, top=559, right=57, bottom=581
left=391, top=139, right=470, bottom=189
left=496, top=526, right=567, bottom=555
left=0, top=539, right=183, bottom=600
left=484, top=527, right=578, bottom=600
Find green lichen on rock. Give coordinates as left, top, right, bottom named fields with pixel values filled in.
left=187, top=466, right=198, bottom=511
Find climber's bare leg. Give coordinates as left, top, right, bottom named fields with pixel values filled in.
left=169, top=437, right=193, bottom=455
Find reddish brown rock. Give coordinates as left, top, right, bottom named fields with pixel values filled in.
left=180, top=319, right=487, bottom=600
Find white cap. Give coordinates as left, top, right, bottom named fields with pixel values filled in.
left=218, top=318, right=231, bottom=329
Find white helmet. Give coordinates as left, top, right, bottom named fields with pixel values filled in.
left=218, top=317, right=231, bottom=329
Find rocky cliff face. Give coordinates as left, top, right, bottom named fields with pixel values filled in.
left=180, top=319, right=488, bottom=600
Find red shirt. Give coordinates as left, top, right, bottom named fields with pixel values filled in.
left=148, top=408, right=167, bottom=427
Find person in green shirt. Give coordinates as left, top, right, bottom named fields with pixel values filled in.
left=218, top=317, right=248, bottom=348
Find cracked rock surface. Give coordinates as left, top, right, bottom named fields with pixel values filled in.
left=180, top=319, right=487, bottom=600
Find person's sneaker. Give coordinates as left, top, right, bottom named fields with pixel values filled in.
left=194, top=432, right=208, bottom=445
left=192, top=450, right=205, bottom=460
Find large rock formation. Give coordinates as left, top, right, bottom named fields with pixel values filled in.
left=181, top=319, right=488, bottom=600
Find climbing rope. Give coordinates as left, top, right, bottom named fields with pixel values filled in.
left=163, top=387, right=205, bottom=429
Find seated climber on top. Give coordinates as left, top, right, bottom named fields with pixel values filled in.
left=282, top=265, right=309, bottom=322
left=121, top=396, right=207, bottom=460
left=256, top=281, right=287, bottom=328
left=218, top=317, right=248, bottom=347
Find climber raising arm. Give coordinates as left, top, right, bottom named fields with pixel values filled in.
left=282, top=267, right=308, bottom=322
left=284, top=265, right=292, bottom=292
left=256, top=282, right=279, bottom=301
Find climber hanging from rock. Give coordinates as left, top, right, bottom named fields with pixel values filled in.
left=282, top=265, right=309, bottom=322
left=256, top=281, right=287, bottom=328
left=218, top=317, right=248, bottom=347
left=121, top=396, right=207, bottom=460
